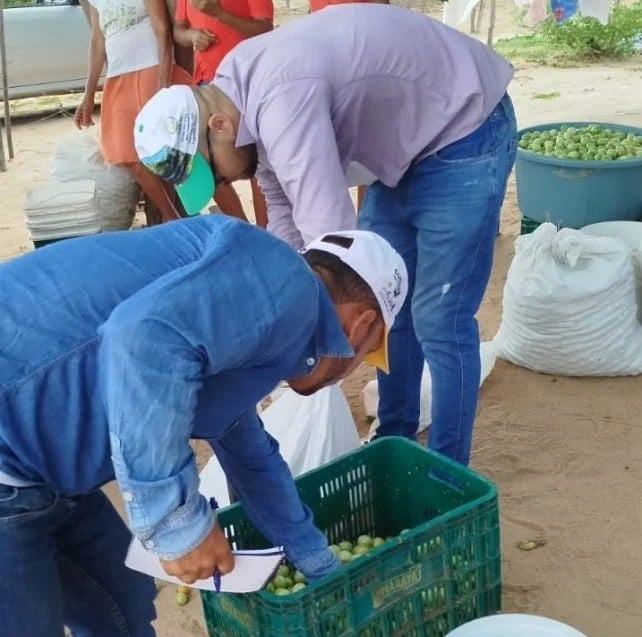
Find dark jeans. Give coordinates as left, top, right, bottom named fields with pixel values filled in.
left=359, top=94, right=517, bottom=465
left=0, top=485, right=156, bottom=637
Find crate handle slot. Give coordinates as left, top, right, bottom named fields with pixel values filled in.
left=428, top=468, right=465, bottom=495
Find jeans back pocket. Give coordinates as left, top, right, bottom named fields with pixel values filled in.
left=435, top=95, right=515, bottom=165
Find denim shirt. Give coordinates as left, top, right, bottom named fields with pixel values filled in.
left=0, top=216, right=351, bottom=578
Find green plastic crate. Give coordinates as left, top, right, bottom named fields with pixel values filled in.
left=201, top=438, right=500, bottom=637
left=520, top=215, right=542, bottom=235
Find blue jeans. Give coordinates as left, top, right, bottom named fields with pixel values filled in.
left=0, top=485, right=157, bottom=637
left=359, top=94, right=517, bottom=465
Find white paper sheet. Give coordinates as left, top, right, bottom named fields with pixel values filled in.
left=125, top=539, right=284, bottom=593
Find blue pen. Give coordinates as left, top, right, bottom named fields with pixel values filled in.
left=209, top=497, right=222, bottom=593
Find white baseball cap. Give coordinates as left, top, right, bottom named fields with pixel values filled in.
left=301, top=230, right=408, bottom=373
left=134, top=86, right=214, bottom=216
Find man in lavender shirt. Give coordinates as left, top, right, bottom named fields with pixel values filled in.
left=135, top=3, right=517, bottom=465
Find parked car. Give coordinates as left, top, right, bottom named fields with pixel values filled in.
left=4, top=0, right=100, bottom=100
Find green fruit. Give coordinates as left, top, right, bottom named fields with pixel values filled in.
left=277, top=565, right=291, bottom=578
left=518, top=125, right=642, bottom=162
left=353, top=545, right=370, bottom=557
left=175, top=592, right=189, bottom=606
left=274, top=588, right=290, bottom=596
left=338, top=541, right=353, bottom=552
left=328, top=544, right=341, bottom=555
left=373, top=537, right=385, bottom=547
left=293, top=571, right=306, bottom=584
left=266, top=582, right=275, bottom=593
left=338, top=550, right=353, bottom=563
left=282, top=577, right=294, bottom=589
left=357, top=535, right=374, bottom=548
left=273, top=575, right=288, bottom=589
left=291, top=582, right=307, bottom=593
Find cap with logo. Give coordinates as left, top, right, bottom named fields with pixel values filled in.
left=134, top=85, right=214, bottom=216
left=301, top=230, right=408, bottom=374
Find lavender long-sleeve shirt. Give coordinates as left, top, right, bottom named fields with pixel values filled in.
left=214, top=4, right=514, bottom=248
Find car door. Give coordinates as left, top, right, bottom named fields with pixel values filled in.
left=5, top=0, right=93, bottom=99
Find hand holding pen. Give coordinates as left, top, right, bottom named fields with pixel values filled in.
left=160, top=497, right=234, bottom=587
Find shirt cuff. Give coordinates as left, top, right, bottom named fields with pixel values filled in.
left=136, top=492, right=216, bottom=561
left=292, top=547, right=340, bottom=581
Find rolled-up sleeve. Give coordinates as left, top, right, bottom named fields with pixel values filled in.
left=98, top=256, right=270, bottom=559
left=100, top=311, right=215, bottom=559
left=256, top=164, right=304, bottom=249
left=209, top=411, right=339, bottom=580
left=256, top=80, right=357, bottom=245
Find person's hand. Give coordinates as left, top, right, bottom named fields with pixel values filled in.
left=160, top=523, right=235, bottom=585
left=74, top=95, right=95, bottom=130
left=191, top=0, right=221, bottom=18
left=191, top=28, right=217, bottom=52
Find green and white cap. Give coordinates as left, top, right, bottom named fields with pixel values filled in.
left=134, top=85, right=214, bottom=216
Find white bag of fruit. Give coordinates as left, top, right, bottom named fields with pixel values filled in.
left=363, top=342, right=496, bottom=439
left=199, top=384, right=359, bottom=507
left=50, top=131, right=139, bottom=231
left=494, top=222, right=642, bottom=376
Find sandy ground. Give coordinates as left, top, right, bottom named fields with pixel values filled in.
left=2, top=1, right=642, bottom=635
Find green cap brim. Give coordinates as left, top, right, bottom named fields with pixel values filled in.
left=175, top=152, right=216, bottom=216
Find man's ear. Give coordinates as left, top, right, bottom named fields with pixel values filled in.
left=346, top=308, right=379, bottom=344
left=207, top=113, right=236, bottom=142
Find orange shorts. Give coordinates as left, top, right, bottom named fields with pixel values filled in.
left=100, top=64, right=193, bottom=165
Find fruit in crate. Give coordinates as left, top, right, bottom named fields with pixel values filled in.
left=262, top=529, right=440, bottom=595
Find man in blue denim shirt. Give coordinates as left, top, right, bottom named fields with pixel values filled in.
left=0, top=215, right=407, bottom=637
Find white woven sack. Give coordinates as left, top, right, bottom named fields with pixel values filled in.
left=362, top=342, right=497, bottom=440
left=199, top=384, right=359, bottom=508
left=50, top=131, right=139, bottom=231
left=494, top=222, right=642, bottom=377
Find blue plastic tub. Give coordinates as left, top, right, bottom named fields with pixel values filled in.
left=515, top=122, right=642, bottom=229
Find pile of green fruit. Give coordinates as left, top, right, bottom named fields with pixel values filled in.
left=264, top=534, right=395, bottom=596
left=519, top=124, right=642, bottom=161
left=329, top=534, right=389, bottom=564
left=265, top=564, right=309, bottom=596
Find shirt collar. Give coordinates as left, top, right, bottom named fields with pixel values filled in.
left=236, top=117, right=253, bottom=147
left=294, top=277, right=354, bottom=376
left=315, top=280, right=354, bottom=358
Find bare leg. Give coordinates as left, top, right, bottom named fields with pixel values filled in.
left=250, top=177, right=268, bottom=228
left=214, top=184, right=249, bottom=223
left=357, top=185, right=368, bottom=211
left=124, top=162, right=180, bottom=226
